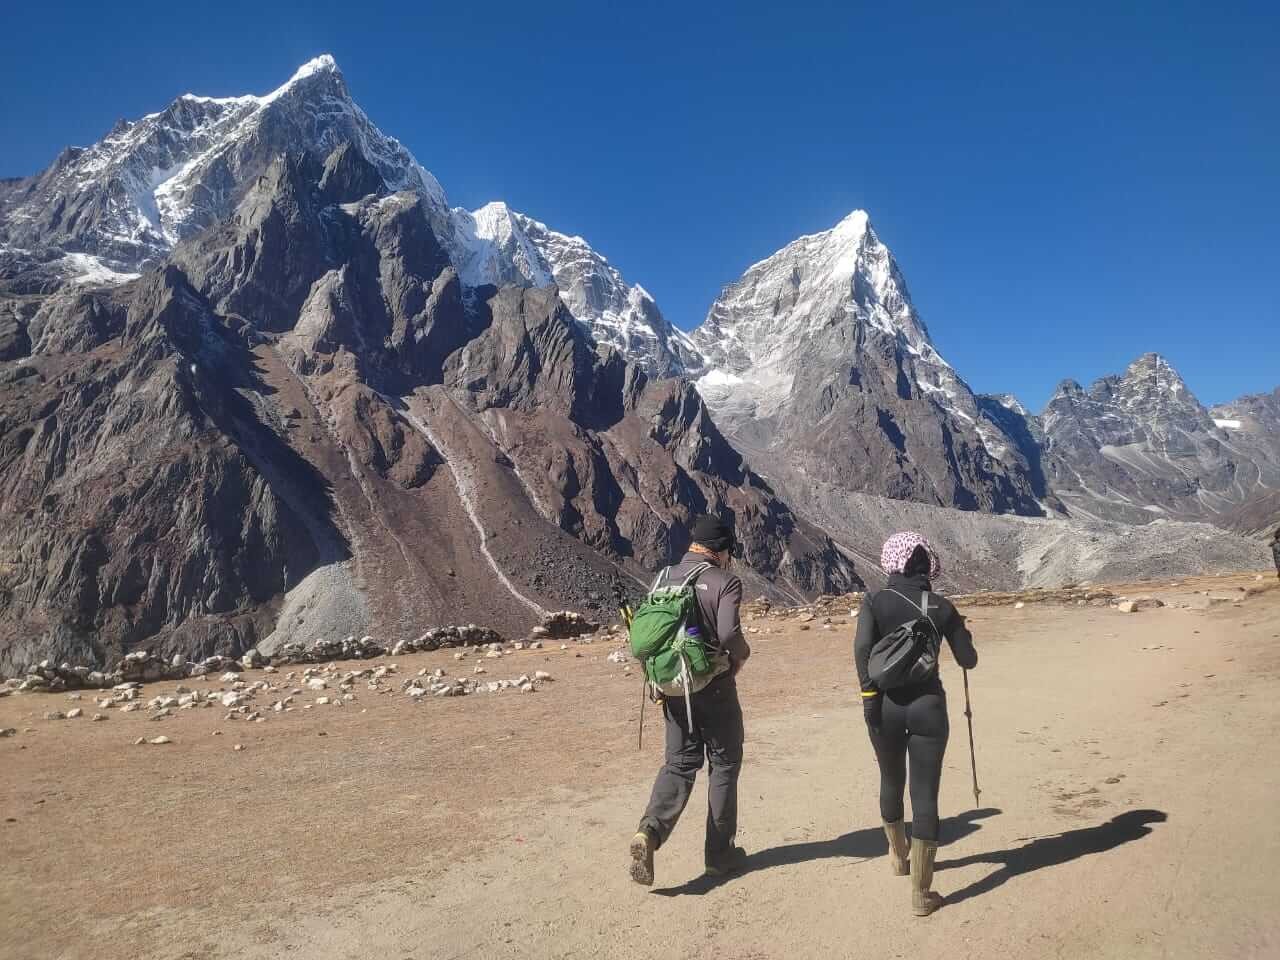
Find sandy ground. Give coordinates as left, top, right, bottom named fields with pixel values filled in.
left=2, top=573, right=1279, bottom=960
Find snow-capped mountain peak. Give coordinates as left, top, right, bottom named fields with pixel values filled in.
left=455, top=202, right=702, bottom=376
left=163, top=54, right=337, bottom=113
left=684, top=209, right=1045, bottom=514
left=0, top=55, right=446, bottom=280
left=987, top=393, right=1032, bottom=418
left=690, top=210, right=943, bottom=380
left=260, top=54, right=340, bottom=101
left=452, top=201, right=554, bottom=289
left=3, top=55, right=702, bottom=377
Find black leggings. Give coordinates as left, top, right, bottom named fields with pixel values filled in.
left=868, top=690, right=949, bottom=842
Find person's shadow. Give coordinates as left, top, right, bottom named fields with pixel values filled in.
left=652, top=807, right=1002, bottom=897
left=936, top=809, right=1168, bottom=906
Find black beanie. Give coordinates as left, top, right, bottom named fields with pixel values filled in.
left=690, top=515, right=735, bottom=552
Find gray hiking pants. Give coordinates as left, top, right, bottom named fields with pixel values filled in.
left=638, top=672, right=744, bottom=867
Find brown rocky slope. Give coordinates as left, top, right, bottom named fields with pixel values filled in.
left=0, top=144, right=856, bottom=675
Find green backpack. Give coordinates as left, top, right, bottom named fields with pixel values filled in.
left=628, top=562, right=716, bottom=725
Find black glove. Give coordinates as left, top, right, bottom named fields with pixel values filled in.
left=862, top=691, right=882, bottom=730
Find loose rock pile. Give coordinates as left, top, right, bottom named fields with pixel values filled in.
left=11, top=652, right=564, bottom=737
left=2, top=651, right=245, bottom=695
left=0, top=624, right=524, bottom=695
left=272, top=634, right=387, bottom=664
left=1114, top=596, right=1166, bottom=613
left=740, top=585, right=1130, bottom=625
left=390, top=625, right=503, bottom=656
left=0, top=610, right=615, bottom=702
left=954, top=586, right=1118, bottom=607
left=742, top=594, right=857, bottom=622
left=538, top=611, right=600, bottom=639
left=401, top=667, right=554, bottom=698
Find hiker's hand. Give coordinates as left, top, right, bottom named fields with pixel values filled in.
left=730, top=657, right=743, bottom=678
left=862, top=693, right=882, bottom=730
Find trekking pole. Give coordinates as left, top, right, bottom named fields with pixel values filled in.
left=614, top=573, right=645, bottom=749
left=962, top=669, right=981, bottom=808
left=638, top=678, right=646, bottom=751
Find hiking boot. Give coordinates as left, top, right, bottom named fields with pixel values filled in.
left=910, top=837, right=943, bottom=916
left=883, top=820, right=909, bottom=876
left=704, top=845, right=748, bottom=877
left=629, top=829, right=655, bottom=886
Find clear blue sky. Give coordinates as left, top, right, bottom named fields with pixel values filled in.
left=3, top=1, right=1276, bottom=409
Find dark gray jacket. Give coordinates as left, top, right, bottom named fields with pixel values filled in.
left=1272, top=537, right=1280, bottom=568
left=657, top=552, right=751, bottom=666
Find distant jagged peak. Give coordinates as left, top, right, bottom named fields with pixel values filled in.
left=691, top=208, right=944, bottom=378
left=983, top=393, right=1033, bottom=418
left=1054, top=352, right=1201, bottom=414
left=454, top=200, right=701, bottom=377
left=451, top=201, right=553, bottom=289
left=1118, top=352, right=1190, bottom=394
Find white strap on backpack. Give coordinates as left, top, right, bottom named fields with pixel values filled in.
left=651, top=561, right=713, bottom=594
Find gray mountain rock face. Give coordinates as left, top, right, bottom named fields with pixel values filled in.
left=511, top=206, right=1276, bottom=535
left=0, top=265, right=338, bottom=675
left=0, top=126, right=857, bottom=673
left=975, top=393, right=1051, bottom=501
left=1209, top=388, right=1280, bottom=533
left=453, top=202, right=702, bottom=378
left=1210, top=386, right=1280, bottom=446
left=1011, top=354, right=1280, bottom=528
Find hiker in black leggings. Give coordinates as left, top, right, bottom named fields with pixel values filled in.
left=855, top=532, right=977, bottom=916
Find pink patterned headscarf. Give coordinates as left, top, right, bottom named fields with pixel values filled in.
left=880, top=531, right=941, bottom=577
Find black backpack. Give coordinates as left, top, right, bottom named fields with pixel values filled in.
left=867, top=589, right=942, bottom=690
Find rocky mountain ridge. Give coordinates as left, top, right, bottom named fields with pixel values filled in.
left=0, top=66, right=858, bottom=673
left=683, top=210, right=1047, bottom=515
left=10, top=55, right=1268, bottom=537
left=453, top=202, right=702, bottom=378
left=1, top=56, right=1273, bottom=674
left=1027, top=356, right=1280, bottom=527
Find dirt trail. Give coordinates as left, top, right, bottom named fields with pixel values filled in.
left=1, top=575, right=1278, bottom=960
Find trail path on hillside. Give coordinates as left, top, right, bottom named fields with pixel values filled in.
left=2, top=576, right=1278, bottom=959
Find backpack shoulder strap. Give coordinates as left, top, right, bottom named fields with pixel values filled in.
left=884, top=588, right=924, bottom=616
left=885, top=588, right=939, bottom=635
left=679, top=561, right=714, bottom=588
left=648, top=567, right=670, bottom=596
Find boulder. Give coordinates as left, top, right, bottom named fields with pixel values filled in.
left=539, top=611, right=600, bottom=640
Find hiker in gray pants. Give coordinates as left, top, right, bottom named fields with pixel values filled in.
left=629, top=515, right=751, bottom=885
